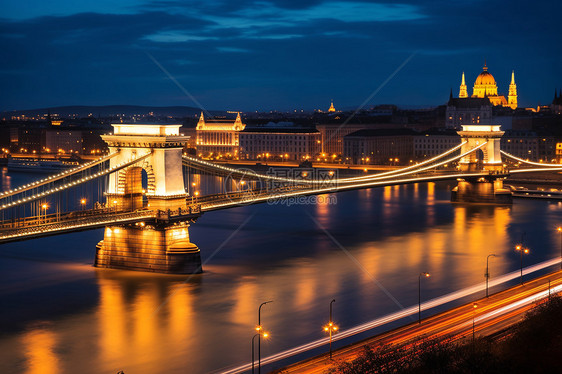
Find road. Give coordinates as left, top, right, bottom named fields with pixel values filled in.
left=275, top=269, right=562, bottom=374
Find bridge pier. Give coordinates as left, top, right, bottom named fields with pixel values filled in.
left=94, top=219, right=202, bottom=274
left=451, top=175, right=512, bottom=204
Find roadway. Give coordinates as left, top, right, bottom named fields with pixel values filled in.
left=274, top=269, right=562, bottom=374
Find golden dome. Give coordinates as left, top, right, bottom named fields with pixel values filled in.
left=474, top=65, right=496, bottom=86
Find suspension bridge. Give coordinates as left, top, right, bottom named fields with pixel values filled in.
left=0, top=123, right=560, bottom=273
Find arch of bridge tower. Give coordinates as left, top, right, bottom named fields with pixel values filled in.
left=116, top=162, right=156, bottom=195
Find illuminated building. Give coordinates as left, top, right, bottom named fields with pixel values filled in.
left=328, top=100, right=336, bottom=112
left=195, top=112, right=245, bottom=159
left=343, top=128, right=417, bottom=164
left=458, top=63, right=517, bottom=109
left=45, top=130, right=83, bottom=154
left=459, top=72, right=468, bottom=98
left=446, top=96, right=492, bottom=129
left=413, top=129, right=461, bottom=159
left=316, top=124, right=372, bottom=156
left=238, top=127, right=321, bottom=161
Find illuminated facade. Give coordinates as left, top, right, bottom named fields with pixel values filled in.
left=239, top=127, right=321, bottom=161
left=196, top=112, right=245, bottom=159
left=460, top=63, right=517, bottom=109
left=328, top=100, right=336, bottom=112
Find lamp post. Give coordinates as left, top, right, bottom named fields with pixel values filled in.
left=251, top=331, right=269, bottom=374
left=323, top=299, right=338, bottom=359
left=485, top=254, right=498, bottom=298
left=80, top=198, right=86, bottom=211
left=41, top=203, right=48, bottom=224
left=418, top=272, right=430, bottom=324
left=257, top=300, right=272, bottom=374
left=558, top=227, right=562, bottom=269
left=515, top=244, right=529, bottom=285
left=472, top=303, right=478, bottom=341
left=557, top=226, right=562, bottom=269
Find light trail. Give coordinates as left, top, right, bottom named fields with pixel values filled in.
left=510, top=167, right=562, bottom=173
left=333, top=141, right=466, bottom=182
left=183, top=142, right=471, bottom=186
left=201, top=172, right=489, bottom=211
left=0, top=152, right=119, bottom=199
left=501, top=150, right=562, bottom=167
left=0, top=153, right=151, bottom=210
left=217, top=256, right=561, bottom=374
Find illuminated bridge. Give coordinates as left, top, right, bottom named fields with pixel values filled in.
left=0, top=123, right=560, bottom=274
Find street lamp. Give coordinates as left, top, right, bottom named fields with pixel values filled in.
left=251, top=331, right=269, bottom=374
left=485, top=254, right=498, bottom=298
left=515, top=244, right=530, bottom=285
left=256, top=301, right=272, bottom=374
left=556, top=226, right=562, bottom=269
left=41, top=203, right=48, bottom=223
left=323, top=299, right=338, bottom=359
left=80, top=198, right=86, bottom=211
left=472, top=303, right=478, bottom=341
left=418, top=272, right=430, bottom=324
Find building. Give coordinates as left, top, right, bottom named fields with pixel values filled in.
left=45, top=129, right=83, bottom=154
left=413, top=129, right=461, bottom=159
left=316, top=123, right=373, bottom=156
left=501, top=130, right=557, bottom=162
left=446, top=96, right=493, bottom=129
left=195, top=112, right=245, bottom=159
left=343, top=128, right=417, bottom=165
left=328, top=100, right=336, bottom=112
left=239, top=127, right=321, bottom=161
left=457, top=63, right=517, bottom=109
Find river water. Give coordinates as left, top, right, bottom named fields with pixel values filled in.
left=1, top=171, right=561, bottom=374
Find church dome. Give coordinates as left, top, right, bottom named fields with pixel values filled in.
left=474, top=65, right=496, bottom=86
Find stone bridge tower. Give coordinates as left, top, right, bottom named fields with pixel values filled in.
left=94, top=124, right=202, bottom=274
left=452, top=124, right=512, bottom=203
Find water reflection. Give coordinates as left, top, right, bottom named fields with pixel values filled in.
left=1, top=182, right=562, bottom=374
left=21, top=326, right=59, bottom=374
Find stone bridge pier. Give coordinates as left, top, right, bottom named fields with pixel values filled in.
left=94, top=124, right=203, bottom=274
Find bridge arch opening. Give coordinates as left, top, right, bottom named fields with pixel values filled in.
left=119, top=166, right=152, bottom=210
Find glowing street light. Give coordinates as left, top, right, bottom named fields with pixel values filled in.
left=485, top=254, right=498, bottom=297
left=252, top=331, right=269, bottom=374
left=556, top=226, right=562, bottom=269
left=515, top=244, right=530, bottom=284
left=323, top=299, right=338, bottom=359
left=80, top=198, right=86, bottom=211
left=472, top=303, right=478, bottom=341
left=418, top=272, right=430, bottom=324
left=41, top=203, right=48, bottom=223
left=256, top=300, right=272, bottom=374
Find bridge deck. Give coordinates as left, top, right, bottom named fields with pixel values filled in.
left=0, top=206, right=201, bottom=243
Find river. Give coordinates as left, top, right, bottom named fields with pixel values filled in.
left=1, top=171, right=561, bottom=373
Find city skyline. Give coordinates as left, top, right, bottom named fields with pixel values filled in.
left=1, top=0, right=561, bottom=111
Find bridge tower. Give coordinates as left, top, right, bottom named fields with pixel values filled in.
left=94, top=124, right=202, bottom=274
left=452, top=124, right=512, bottom=203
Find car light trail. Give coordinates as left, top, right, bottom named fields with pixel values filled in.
left=217, top=256, right=561, bottom=374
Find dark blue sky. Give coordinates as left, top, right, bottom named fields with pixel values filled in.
left=1, top=0, right=561, bottom=112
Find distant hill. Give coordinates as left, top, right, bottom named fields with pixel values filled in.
left=1, top=105, right=225, bottom=118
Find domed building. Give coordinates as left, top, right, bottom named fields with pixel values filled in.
left=458, top=63, right=517, bottom=109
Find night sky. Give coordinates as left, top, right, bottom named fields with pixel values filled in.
left=1, top=0, right=561, bottom=112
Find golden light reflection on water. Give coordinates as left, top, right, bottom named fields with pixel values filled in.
left=21, top=327, right=59, bottom=374
left=6, top=185, right=560, bottom=374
